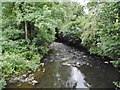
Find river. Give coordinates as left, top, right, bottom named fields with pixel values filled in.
left=6, top=42, right=119, bottom=89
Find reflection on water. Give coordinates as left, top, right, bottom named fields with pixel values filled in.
left=6, top=42, right=119, bottom=89
left=69, top=66, right=89, bottom=88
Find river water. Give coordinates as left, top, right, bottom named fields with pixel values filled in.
left=6, top=42, right=119, bottom=89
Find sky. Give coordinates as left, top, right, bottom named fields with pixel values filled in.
left=76, top=0, right=89, bottom=14
left=71, top=0, right=89, bottom=5
left=76, top=0, right=89, bottom=5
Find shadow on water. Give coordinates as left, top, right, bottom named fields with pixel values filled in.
left=6, top=42, right=119, bottom=89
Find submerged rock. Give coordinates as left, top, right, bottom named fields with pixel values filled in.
left=86, top=63, right=89, bottom=65
left=50, top=59, right=54, bottom=62
left=104, top=61, right=109, bottom=64
left=62, top=62, right=71, bottom=66
left=72, top=62, right=81, bottom=68
left=61, top=57, right=69, bottom=62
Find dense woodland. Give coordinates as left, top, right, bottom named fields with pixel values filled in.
left=0, top=1, right=120, bottom=89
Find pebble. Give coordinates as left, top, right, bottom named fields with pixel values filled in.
left=22, top=74, right=27, bottom=78
left=30, top=77, right=34, bottom=81
left=17, top=83, right=21, bottom=87
left=28, top=74, right=34, bottom=77
left=76, top=62, right=80, bottom=65
left=56, top=53, right=59, bottom=55
left=83, top=56, right=87, bottom=58
left=38, top=69, right=41, bottom=71
left=28, top=70, right=32, bottom=74
left=40, top=63, right=45, bottom=67
left=20, top=79, right=25, bottom=83
left=104, top=61, right=109, bottom=64
left=86, top=63, right=89, bottom=65
left=42, top=68, right=46, bottom=72
left=62, top=62, right=71, bottom=66
left=50, top=60, right=53, bottom=62
left=61, top=57, right=69, bottom=61
left=31, top=80, right=38, bottom=85
left=24, top=78, right=28, bottom=82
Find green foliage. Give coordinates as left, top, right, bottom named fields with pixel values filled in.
left=1, top=2, right=67, bottom=89
left=113, top=81, right=120, bottom=88
left=1, top=1, right=120, bottom=89
left=0, top=78, right=6, bottom=90
left=111, top=58, right=120, bottom=67
left=61, top=19, right=82, bottom=43
left=60, top=2, right=120, bottom=61
left=0, top=52, right=39, bottom=77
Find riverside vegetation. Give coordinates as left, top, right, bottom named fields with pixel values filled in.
left=0, top=1, right=120, bottom=89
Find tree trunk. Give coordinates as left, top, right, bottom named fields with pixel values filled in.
left=25, top=21, right=28, bottom=40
